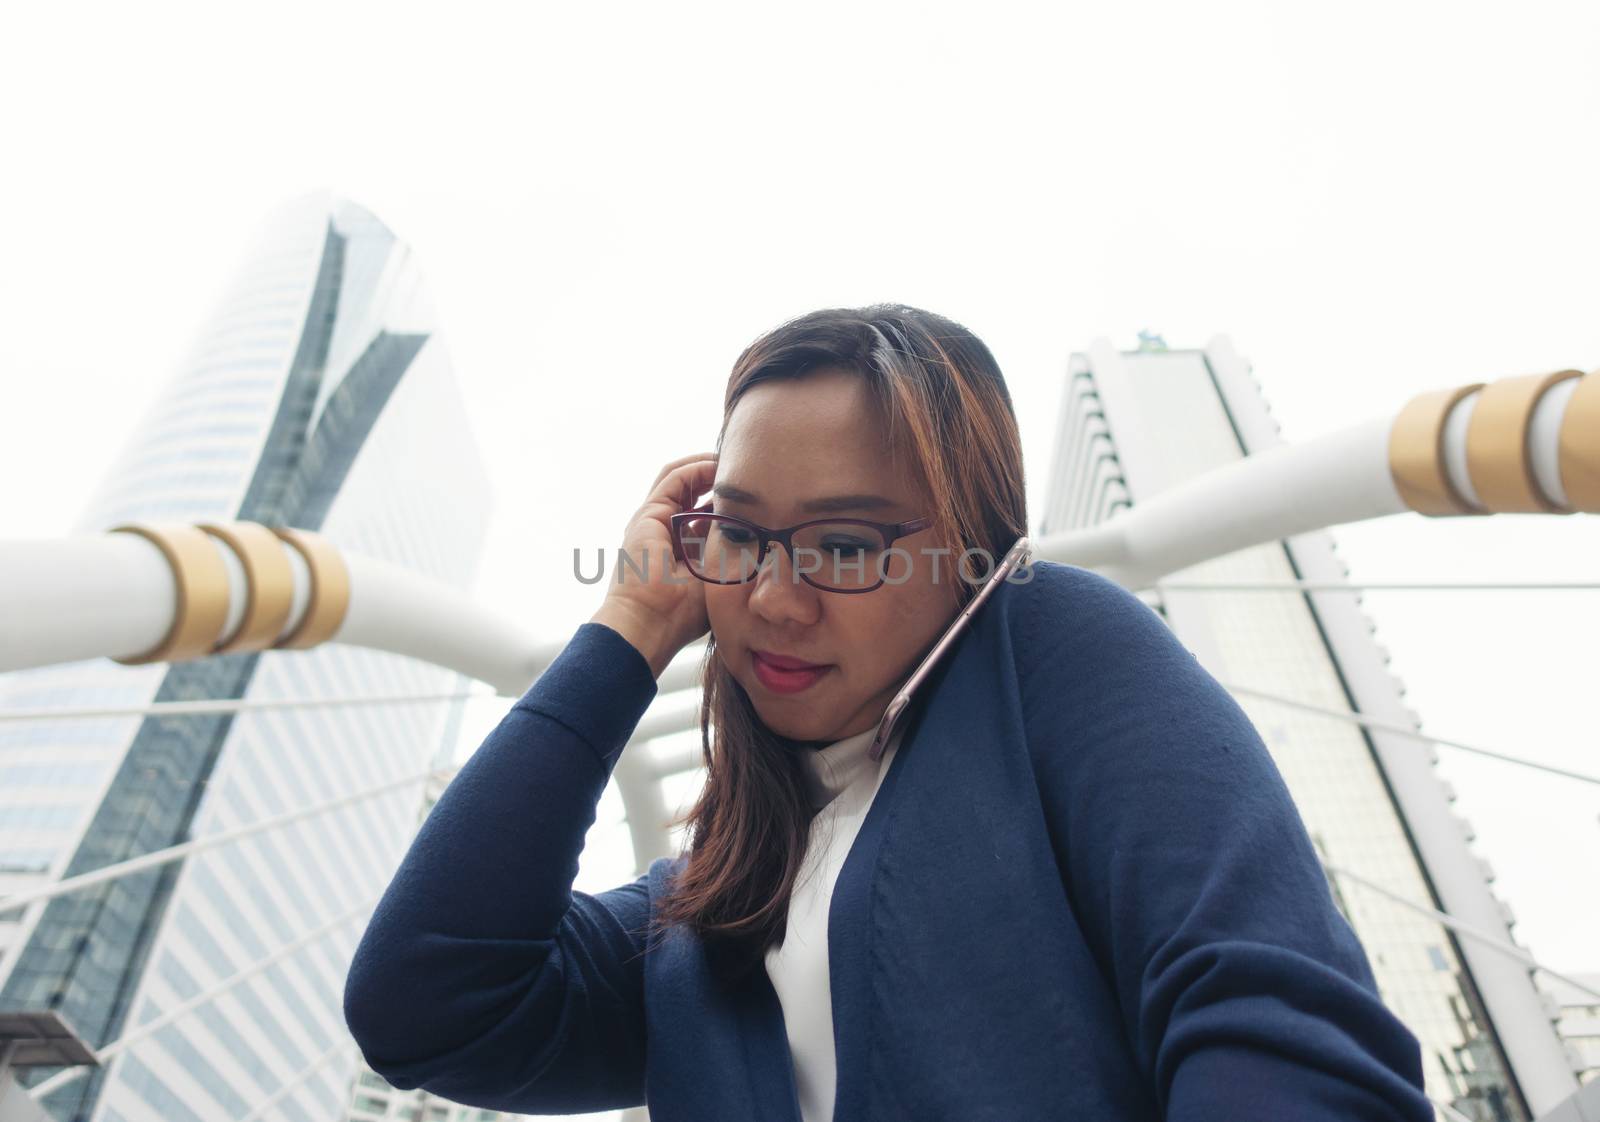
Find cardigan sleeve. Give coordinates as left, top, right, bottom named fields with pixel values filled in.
left=1019, top=566, right=1434, bottom=1122
left=342, top=621, right=661, bottom=1115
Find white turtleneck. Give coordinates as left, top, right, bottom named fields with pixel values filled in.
left=763, top=720, right=908, bottom=1122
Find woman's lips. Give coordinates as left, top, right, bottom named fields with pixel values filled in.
left=751, top=649, right=831, bottom=694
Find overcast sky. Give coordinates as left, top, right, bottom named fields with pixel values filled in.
left=2, top=0, right=1596, bottom=1046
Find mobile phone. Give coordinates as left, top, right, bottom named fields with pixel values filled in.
left=867, top=536, right=1032, bottom=762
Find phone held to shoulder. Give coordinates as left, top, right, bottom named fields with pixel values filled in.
left=867, top=536, right=1033, bottom=762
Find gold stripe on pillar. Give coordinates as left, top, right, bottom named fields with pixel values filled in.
left=271, top=527, right=351, bottom=650
left=1466, top=369, right=1586, bottom=513
left=1558, top=370, right=1600, bottom=513
left=196, top=521, right=296, bottom=654
left=1387, top=383, right=1486, bottom=516
left=108, top=523, right=233, bottom=664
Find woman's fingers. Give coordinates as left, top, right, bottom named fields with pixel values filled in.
left=648, top=452, right=718, bottom=495
left=594, top=456, right=718, bottom=669
left=638, top=456, right=718, bottom=526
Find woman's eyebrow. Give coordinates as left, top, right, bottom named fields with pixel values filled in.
left=712, top=483, right=898, bottom=514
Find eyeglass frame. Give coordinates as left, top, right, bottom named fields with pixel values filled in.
left=668, top=502, right=934, bottom=594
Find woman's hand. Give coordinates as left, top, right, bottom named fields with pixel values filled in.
left=589, top=452, right=717, bottom=679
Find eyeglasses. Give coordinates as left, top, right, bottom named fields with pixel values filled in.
left=669, top=503, right=933, bottom=594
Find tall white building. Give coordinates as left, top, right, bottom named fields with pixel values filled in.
left=0, top=194, right=492, bottom=1122
left=1040, top=335, right=1577, bottom=1122
left=1536, top=974, right=1600, bottom=1088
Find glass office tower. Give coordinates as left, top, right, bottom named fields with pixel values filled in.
left=0, top=193, right=492, bottom=1122
left=1040, top=336, right=1546, bottom=1121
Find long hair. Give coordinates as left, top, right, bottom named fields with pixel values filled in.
left=650, top=303, right=1027, bottom=983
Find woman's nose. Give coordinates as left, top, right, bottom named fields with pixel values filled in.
left=747, top=542, right=822, bottom=625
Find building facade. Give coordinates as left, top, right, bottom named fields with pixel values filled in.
left=0, top=194, right=492, bottom=1122
left=1535, top=974, right=1600, bottom=1087
left=1039, top=335, right=1569, bottom=1121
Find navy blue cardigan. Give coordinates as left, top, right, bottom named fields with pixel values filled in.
left=343, top=560, right=1433, bottom=1120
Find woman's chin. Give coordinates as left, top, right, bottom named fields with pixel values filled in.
left=754, top=708, right=823, bottom=741
left=748, top=695, right=833, bottom=742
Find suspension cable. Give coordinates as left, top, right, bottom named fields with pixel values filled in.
left=1222, top=683, right=1600, bottom=787
left=1155, top=579, right=1600, bottom=592
left=0, top=689, right=500, bottom=723
left=1325, top=863, right=1600, bottom=1003
left=28, top=894, right=379, bottom=1099
left=237, top=1039, right=358, bottom=1122
left=0, top=768, right=447, bottom=913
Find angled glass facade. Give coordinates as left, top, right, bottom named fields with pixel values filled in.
left=0, top=193, right=492, bottom=1122
left=1040, top=341, right=1529, bottom=1121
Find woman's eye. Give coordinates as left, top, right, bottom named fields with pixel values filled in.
left=719, top=526, right=756, bottom=544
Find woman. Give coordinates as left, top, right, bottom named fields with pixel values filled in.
left=343, top=305, right=1433, bottom=1120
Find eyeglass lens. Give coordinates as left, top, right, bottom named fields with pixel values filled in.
left=678, top=515, right=899, bottom=591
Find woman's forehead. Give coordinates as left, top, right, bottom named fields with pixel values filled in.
left=727, top=369, right=881, bottom=434
left=717, top=371, right=924, bottom=506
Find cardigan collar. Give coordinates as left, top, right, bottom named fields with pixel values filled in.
left=645, top=609, right=974, bottom=1120
left=735, top=695, right=931, bottom=1121
left=796, top=725, right=879, bottom=812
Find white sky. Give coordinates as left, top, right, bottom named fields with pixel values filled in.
left=1, top=0, right=1596, bottom=1057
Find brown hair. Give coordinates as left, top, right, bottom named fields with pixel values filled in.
left=650, top=303, right=1027, bottom=983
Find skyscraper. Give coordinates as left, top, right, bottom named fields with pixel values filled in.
left=1039, top=335, right=1569, bottom=1121
left=1537, top=974, right=1600, bottom=1086
left=0, top=194, right=492, bottom=1122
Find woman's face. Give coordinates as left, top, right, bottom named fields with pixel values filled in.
left=707, top=367, right=961, bottom=743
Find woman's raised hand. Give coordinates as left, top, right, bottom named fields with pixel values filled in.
left=588, top=453, right=717, bottom=679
